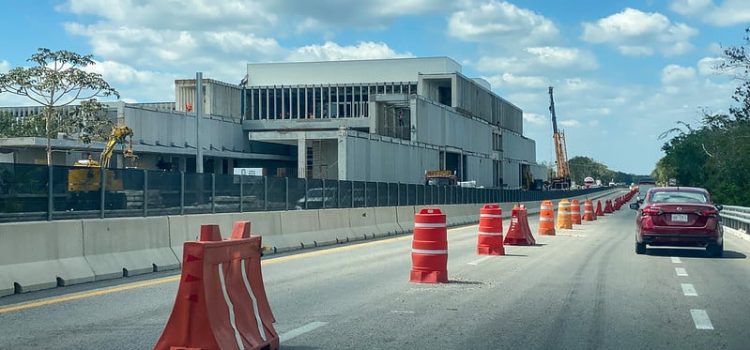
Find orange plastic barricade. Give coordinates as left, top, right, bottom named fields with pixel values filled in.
left=410, top=208, right=448, bottom=283
left=538, top=200, right=556, bottom=236
left=556, top=199, right=572, bottom=229
left=477, top=204, right=504, bottom=255
left=570, top=199, right=582, bottom=225
left=583, top=199, right=596, bottom=221
left=604, top=199, right=614, bottom=214
left=595, top=200, right=604, bottom=216
left=154, top=222, right=279, bottom=350
left=504, top=204, right=535, bottom=245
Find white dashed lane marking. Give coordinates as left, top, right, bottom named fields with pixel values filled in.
left=279, top=321, right=328, bottom=342
left=468, top=256, right=493, bottom=266
left=690, top=309, right=714, bottom=330
left=671, top=257, right=682, bottom=264
left=675, top=267, right=688, bottom=277
left=681, top=283, right=698, bottom=296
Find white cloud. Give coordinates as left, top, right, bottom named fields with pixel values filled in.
left=670, top=0, right=750, bottom=26
left=661, top=64, right=697, bottom=85
left=523, top=112, right=547, bottom=125
left=448, top=0, right=558, bottom=46
left=476, top=47, right=598, bottom=74
left=697, top=57, right=724, bottom=75
left=582, top=8, right=698, bottom=56
left=287, top=42, right=413, bottom=62
left=559, top=119, right=581, bottom=128
left=485, top=73, right=549, bottom=89
left=0, top=60, right=9, bottom=73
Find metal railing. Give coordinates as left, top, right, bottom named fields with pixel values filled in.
left=721, top=205, right=750, bottom=233
left=0, top=163, right=611, bottom=223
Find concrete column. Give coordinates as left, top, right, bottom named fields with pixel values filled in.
left=297, top=138, right=307, bottom=179
left=338, top=133, right=347, bottom=180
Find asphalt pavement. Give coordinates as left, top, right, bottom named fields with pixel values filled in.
left=1, top=192, right=749, bottom=350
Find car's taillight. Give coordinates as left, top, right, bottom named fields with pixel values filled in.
left=696, top=209, right=718, bottom=217
left=641, top=207, right=662, bottom=216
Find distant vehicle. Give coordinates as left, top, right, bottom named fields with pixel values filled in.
left=458, top=181, right=477, bottom=188
left=630, top=187, right=723, bottom=257
left=295, top=187, right=337, bottom=210
left=636, top=179, right=656, bottom=202
left=608, top=181, right=616, bottom=187
left=583, top=176, right=595, bottom=188
left=425, top=170, right=458, bottom=186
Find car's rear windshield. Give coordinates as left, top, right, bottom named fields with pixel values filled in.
left=648, top=191, right=708, bottom=204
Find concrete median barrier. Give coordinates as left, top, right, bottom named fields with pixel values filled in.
left=0, top=220, right=94, bottom=296
left=82, top=216, right=180, bottom=280
left=278, top=210, right=328, bottom=249
left=168, top=213, right=236, bottom=260
left=349, top=207, right=381, bottom=239
left=395, top=206, right=416, bottom=233
left=375, top=207, right=401, bottom=235
left=317, top=208, right=354, bottom=242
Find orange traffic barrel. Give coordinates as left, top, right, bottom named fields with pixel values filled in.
left=595, top=200, right=604, bottom=216
left=583, top=199, right=596, bottom=221
left=570, top=199, right=582, bottom=225
left=477, top=204, right=504, bottom=255
left=556, top=199, right=572, bottom=229
left=538, top=200, right=556, bottom=236
left=410, top=208, right=448, bottom=283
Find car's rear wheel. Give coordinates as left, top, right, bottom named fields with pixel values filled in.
left=706, top=242, right=723, bottom=258
left=635, top=242, right=647, bottom=255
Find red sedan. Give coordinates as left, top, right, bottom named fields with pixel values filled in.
left=630, top=187, right=724, bottom=257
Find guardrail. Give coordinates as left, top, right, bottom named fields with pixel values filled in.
left=721, top=205, right=750, bottom=233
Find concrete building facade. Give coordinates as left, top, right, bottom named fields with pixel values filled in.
left=242, top=57, right=543, bottom=188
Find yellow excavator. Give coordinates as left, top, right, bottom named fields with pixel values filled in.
left=67, top=126, right=136, bottom=202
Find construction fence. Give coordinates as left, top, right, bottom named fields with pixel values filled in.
left=0, top=163, right=611, bottom=223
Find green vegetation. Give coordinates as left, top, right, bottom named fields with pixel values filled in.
left=569, top=156, right=643, bottom=185
left=0, top=48, right=118, bottom=164
left=652, top=29, right=750, bottom=205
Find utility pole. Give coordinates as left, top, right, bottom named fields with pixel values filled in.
left=196, top=72, right=204, bottom=173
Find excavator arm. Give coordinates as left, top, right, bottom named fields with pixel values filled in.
left=99, top=126, right=133, bottom=168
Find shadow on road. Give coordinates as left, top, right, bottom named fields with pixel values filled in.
left=646, top=248, right=746, bottom=259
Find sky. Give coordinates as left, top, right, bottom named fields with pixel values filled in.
left=0, top=0, right=748, bottom=175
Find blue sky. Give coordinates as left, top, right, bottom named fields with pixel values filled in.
left=1, top=0, right=749, bottom=175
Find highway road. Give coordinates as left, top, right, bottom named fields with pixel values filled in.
left=1, top=193, right=749, bottom=349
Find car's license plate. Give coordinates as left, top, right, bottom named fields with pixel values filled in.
left=672, top=214, right=688, bottom=222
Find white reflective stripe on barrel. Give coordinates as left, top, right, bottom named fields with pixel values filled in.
left=541, top=205, right=553, bottom=210
left=478, top=231, right=503, bottom=236
left=414, top=222, right=447, bottom=228
left=540, top=217, right=554, bottom=222
left=412, top=249, right=448, bottom=255
left=480, top=214, right=502, bottom=218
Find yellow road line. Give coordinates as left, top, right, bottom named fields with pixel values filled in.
left=0, top=225, right=476, bottom=314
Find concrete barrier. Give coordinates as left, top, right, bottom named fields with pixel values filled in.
left=348, top=207, right=380, bottom=239
left=231, top=211, right=284, bottom=252
left=278, top=210, right=329, bottom=249
left=374, top=207, right=401, bottom=236
left=317, top=208, right=354, bottom=242
left=0, top=220, right=94, bottom=296
left=168, top=213, right=236, bottom=260
left=395, top=206, right=416, bottom=233
left=82, top=217, right=180, bottom=280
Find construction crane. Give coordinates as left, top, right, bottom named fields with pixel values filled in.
left=548, top=86, right=571, bottom=190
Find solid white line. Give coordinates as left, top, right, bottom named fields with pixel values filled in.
left=468, top=256, right=493, bottom=266
left=690, top=309, right=714, bottom=330
left=218, top=264, right=245, bottom=350
left=240, top=259, right=267, bottom=341
left=280, top=321, right=328, bottom=342
left=681, top=283, right=698, bottom=296
left=671, top=257, right=682, bottom=264
left=675, top=267, right=689, bottom=277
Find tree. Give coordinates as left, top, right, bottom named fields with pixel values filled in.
left=0, top=48, right=119, bottom=165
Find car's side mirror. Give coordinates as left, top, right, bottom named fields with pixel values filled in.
left=629, top=203, right=639, bottom=210
left=715, top=204, right=723, bottom=211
